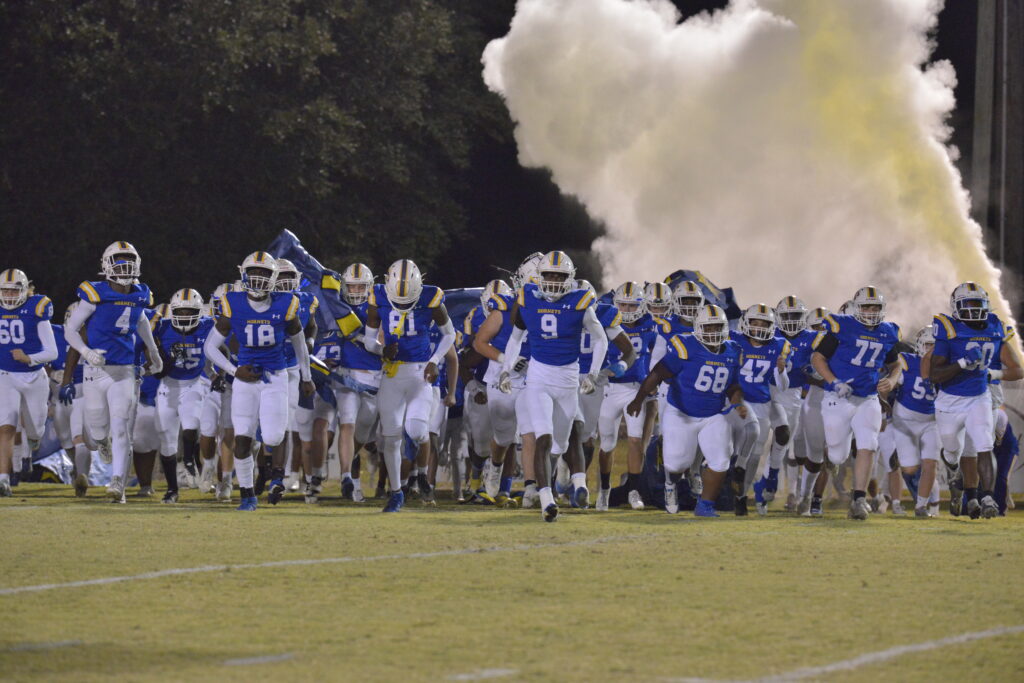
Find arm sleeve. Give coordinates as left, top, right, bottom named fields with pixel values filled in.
left=136, top=312, right=159, bottom=359
left=501, top=326, right=526, bottom=375
left=814, top=333, right=839, bottom=359
left=290, top=331, right=312, bottom=382
left=650, top=335, right=667, bottom=369
left=774, top=366, right=790, bottom=392
left=583, top=307, right=608, bottom=376
left=429, top=319, right=456, bottom=366
left=362, top=326, right=383, bottom=355
left=29, top=320, right=58, bottom=365
left=203, top=328, right=237, bottom=376
left=63, top=300, right=96, bottom=355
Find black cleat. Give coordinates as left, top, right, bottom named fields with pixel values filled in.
left=267, top=480, right=285, bottom=505
left=161, top=490, right=179, bottom=504
left=734, top=495, right=748, bottom=516
left=543, top=503, right=559, bottom=523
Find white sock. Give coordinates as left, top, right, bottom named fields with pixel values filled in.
left=236, top=456, right=254, bottom=489
left=539, top=486, right=555, bottom=509
left=341, top=472, right=352, bottom=482
left=383, top=437, right=403, bottom=491
left=929, top=486, right=940, bottom=503
left=305, top=474, right=312, bottom=484
left=570, top=472, right=587, bottom=488
left=351, top=478, right=360, bottom=489
left=916, top=494, right=929, bottom=509
left=0, top=473, right=9, bottom=484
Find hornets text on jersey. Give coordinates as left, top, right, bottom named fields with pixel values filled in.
left=518, top=283, right=595, bottom=367
left=0, top=293, right=53, bottom=373
left=896, top=352, right=935, bottom=414
left=660, top=333, right=742, bottom=417
left=283, top=291, right=319, bottom=367
left=813, top=314, right=900, bottom=397
left=608, top=312, right=656, bottom=383
left=731, top=331, right=789, bottom=403
left=77, top=280, right=150, bottom=366
left=222, top=291, right=299, bottom=371
left=370, top=283, right=443, bottom=364
left=154, top=317, right=215, bottom=380
left=931, top=312, right=1009, bottom=397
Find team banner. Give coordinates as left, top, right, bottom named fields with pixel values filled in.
left=663, top=269, right=742, bottom=320
left=266, top=229, right=362, bottom=337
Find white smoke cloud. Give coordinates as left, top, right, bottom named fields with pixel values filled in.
left=483, top=0, right=1016, bottom=334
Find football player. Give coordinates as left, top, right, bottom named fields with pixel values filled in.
left=64, top=242, right=162, bottom=503
left=497, top=251, right=611, bottom=522
left=596, top=282, right=653, bottom=511
left=199, top=283, right=237, bottom=501
left=0, top=269, right=57, bottom=496
left=153, top=288, right=214, bottom=503
left=203, top=252, right=314, bottom=511
left=794, top=306, right=832, bottom=517
left=362, top=259, right=456, bottom=513
left=628, top=304, right=745, bottom=517
left=810, top=286, right=901, bottom=520
left=927, top=282, right=1022, bottom=518
left=729, top=304, right=790, bottom=515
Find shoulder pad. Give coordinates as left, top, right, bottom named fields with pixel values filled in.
left=668, top=334, right=688, bottom=360
left=33, top=295, right=53, bottom=320
left=422, top=285, right=444, bottom=309
left=486, top=294, right=508, bottom=312
left=823, top=314, right=840, bottom=334
left=78, top=281, right=101, bottom=304
left=933, top=313, right=955, bottom=340
left=575, top=289, right=596, bottom=311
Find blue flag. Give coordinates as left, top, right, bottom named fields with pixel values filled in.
left=663, top=269, right=742, bottom=320
left=442, top=287, right=484, bottom=335
left=266, top=229, right=362, bottom=337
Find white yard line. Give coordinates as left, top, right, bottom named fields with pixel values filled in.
left=668, top=624, right=1024, bottom=683
left=0, top=534, right=649, bottom=597
left=2, top=640, right=82, bottom=653
left=448, top=668, right=519, bottom=680
left=224, top=653, right=294, bottom=666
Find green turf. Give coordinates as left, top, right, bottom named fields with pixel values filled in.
left=2, top=483, right=1022, bottom=682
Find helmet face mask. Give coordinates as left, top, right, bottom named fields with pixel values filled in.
left=613, top=281, right=645, bottom=324
left=238, top=252, right=277, bottom=297
left=914, top=325, right=935, bottom=356
left=170, top=288, right=204, bottom=332
left=694, top=304, right=728, bottom=347
left=951, top=282, right=990, bottom=322
left=740, top=304, right=776, bottom=342
left=101, top=241, right=141, bottom=286
left=536, top=251, right=576, bottom=301
left=0, top=269, right=29, bottom=309
left=273, top=259, right=300, bottom=293
left=341, top=263, right=374, bottom=306
left=384, top=259, right=423, bottom=310
left=852, top=287, right=885, bottom=326
left=673, top=281, right=704, bottom=322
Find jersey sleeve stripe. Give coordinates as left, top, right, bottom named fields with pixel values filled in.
left=429, top=288, right=443, bottom=308
left=221, top=295, right=232, bottom=318
left=35, top=296, right=52, bottom=317
left=935, top=314, right=955, bottom=339
left=576, top=291, right=595, bottom=310
left=670, top=335, right=687, bottom=359
left=899, top=353, right=908, bottom=371
left=490, top=295, right=508, bottom=311
left=824, top=314, right=839, bottom=334
left=78, top=281, right=100, bottom=303
left=811, top=330, right=826, bottom=349
left=286, top=296, right=299, bottom=321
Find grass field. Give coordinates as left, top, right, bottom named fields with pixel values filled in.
left=2, top=483, right=1023, bottom=682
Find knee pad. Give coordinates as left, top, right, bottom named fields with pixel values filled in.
left=406, top=418, right=430, bottom=446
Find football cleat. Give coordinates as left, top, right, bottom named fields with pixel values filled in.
left=664, top=484, right=678, bottom=514
left=484, top=462, right=501, bottom=499
left=341, top=477, right=355, bottom=500
left=805, top=498, right=823, bottom=517
left=966, top=498, right=982, bottom=519
left=543, top=502, right=559, bottom=522
left=928, top=502, right=940, bottom=518
left=216, top=479, right=232, bottom=502
left=0, top=480, right=11, bottom=497
left=236, top=496, right=258, bottom=511
left=734, top=495, right=748, bottom=517
left=382, top=490, right=404, bottom=513
left=752, top=477, right=767, bottom=506
left=74, top=473, right=89, bottom=498
left=797, top=495, right=811, bottom=515
left=161, top=490, right=179, bottom=504
left=694, top=499, right=719, bottom=518
left=784, top=493, right=798, bottom=512
left=890, top=500, right=905, bottom=516
left=137, top=485, right=154, bottom=498
left=494, top=492, right=518, bottom=508
left=521, top=485, right=540, bottom=509
left=572, top=485, right=590, bottom=509
left=106, top=475, right=125, bottom=501
left=304, top=478, right=322, bottom=505
left=848, top=498, right=870, bottom=520
left=267, top=479, right=285, bottom=505
left=980, top=495, right=998, bottom=519
left=914, top=506, right=929, bottom=518
left=628, top=489, right=645, bottom=510
left=352, top=485, right=365, bottom=503
left=596, top=488, right=610, bottom=512
left=287, top=476, right=301, bottom=492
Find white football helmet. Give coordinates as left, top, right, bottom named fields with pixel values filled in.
left=209, top=282, right=234, bottom=317
left=673, top=281, right=704, bottom=322
left=384, top=259, right=423, bottom=310
left=807, top=306, right=831, bottom=330
left=576, top=279, right=596, bottom=299
left=480, top=279, right=512, bottom=308
left=740, top=303, right=776, bottom=342
left=950, top=281, right=990, bottom=322
left=852, top=286, right=885, bottom=326
left=238, top=251, right=278, bottom=296
left=838, top=299, right=855, bottom=315
left=64, top=300, right=80, bottom=327
left=775, top=295, right=808, bottom=335
left=914, top=325, right=935, bottom=355
left=511, top=252, right=544, bottom=291
left=0, top=268, right=30, bottom=309
left=101, top=241, right=141, bottom=286
left=152, top=302, right=171, bottom=322
left=341, top=263, right=374, bottom=306
left=694, top=304, right=729, bottom=347
left=536, top=251, right=575, bottom=300
left=169, top=288, right=204, bottom=331
left=645, top=282, right=673, bottom=317
left=613, top=281, right=645, bottom=324
left=274, top=258, right=300, bottom=292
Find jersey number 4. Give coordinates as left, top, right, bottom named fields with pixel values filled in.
left=0, top=319, right=25, bottom=345
left=244, top=323, right=275, bottom=347
left=695, top=365, right=730, bottom=392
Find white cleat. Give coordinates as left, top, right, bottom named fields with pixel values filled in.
left=980, top=495, right=999, bottom=519
left=352, top=485, right=365, bottom=503
left=215, top=479, right=232, bottom=502
left=199, top=466, right=215, bottom=494
left=664, top=484, right=678, bottom=514
left=521, top=485, right=540, bottom=509
left=848, top=497, right=870, bottom=520
left=285, top=474, right=301, bottom=492
left=136, top=485, right=154, bottom=498
left=0, top=480, right=11, bottom=497
left=596, top=488, right=610, bottom=512
left=927, top=502, right=941, bottom=518
left=106, top=475, right=125, bottom=502
left=796, top=495, right=811, bottom=515
left=756, top=501, right=768, bottom=516
left=97, top=437, right=113, bottom=464
left=891, top=500, right=906, bottom=516
left=484, top=461, right=501, bottom=499
left=628, top=489, right=645, bottom=511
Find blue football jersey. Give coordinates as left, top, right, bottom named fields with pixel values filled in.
left=222, top=291, right=299, bottom=371
left=653, top=314, right=692, bottom=340
left=370, top=284, right=443, bottom=364
left=77, top=280, right=150, bottom=366
left=484, top=293, right=515, bottom=354
left=896, top=352, right=935, bottom=414
left=283, top=291, right=319, bottom=368
left=139, top=374, right=160, bottom=407
left=314, top=330, right=343, bottom=365
left=580, top=301, right=621, bottom=373
left=608, top=313, right=657, bottom=384
left=50, top=324, right=66, bottom=372
left=154, top=317, right=215, bottom=380
left=777, top=328, right=817, bottom=389
left=813, top=314, right=900, bottom=397
left=731, top=331, right=789, bottom=403
left=932, top=313, right=1009, bottom=397
left=336, top=302, right=382, bottom=372
left=660, top=334, right=742, bottom=418
left=518, top=283, right=596, bottom=367
left=0, top=294, right=54, bottom=373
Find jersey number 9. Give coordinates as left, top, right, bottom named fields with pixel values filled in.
left=540, top=313, right=558, bottom=340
